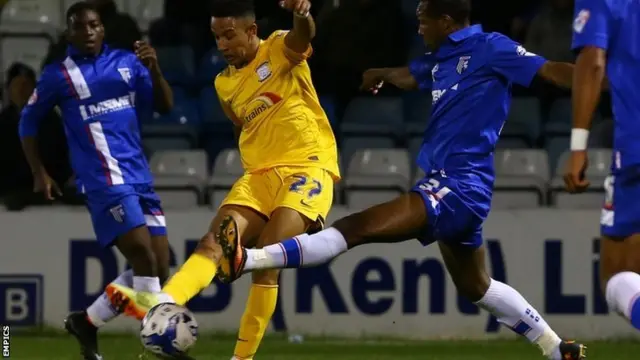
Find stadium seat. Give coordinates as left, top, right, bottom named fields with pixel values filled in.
left=1, top=0, right=61, bottom=28
left=154, top=96, right=201, bottom=126
left=345, top=148, right=411, bottom=210
left=340, top=136, right=395, bottom=169
left=126, top=0, right=163, bottom=31
left=502, top=97, right=542, bottom=146
left=492, top=149, right=550, bottom=208
left=550, top=149, right=611, bottom=208
left=199, top=87, right=227, bottom=124
left=198, top=47, right=226, bottom=86
left=545, top=98, right=572, bottom=135
left=208, top=149, right=244, bottom=209
left=341, top=96, right=404, bottom=138
left=202, top=134, right=236, bottom=171
left=403, top=91, right=431, bottom=133
left=545, top=136, right=570, bottom=174
left=0, top=35, right=50, bottom=77
left=408, top=136, right=422, bottom=172
left=156, top=46, right=195, bottom=85
left=149, top=150, right=208, bottom=208
left=142, top=124, right=198, bottom=154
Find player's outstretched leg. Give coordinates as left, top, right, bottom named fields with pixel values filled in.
left=217, top=193, right=428, bottom=280
left=437, top=242, right=585, bottom=360
left=600, top=235, right=640, bottom=330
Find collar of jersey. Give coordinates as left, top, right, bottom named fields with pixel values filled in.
left=447, top=24, right=483, bottom=43
left=66, top=44, right=109, bottom=59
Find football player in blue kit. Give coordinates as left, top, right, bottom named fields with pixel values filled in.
left=566, top=0, right=640, bottom=331
left=19, top=2, right=174, bottom=359
left=209, top=0, right=588, bottom=358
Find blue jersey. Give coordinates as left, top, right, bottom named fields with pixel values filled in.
left=19, top=45, right=154, bottom=192
left=409, top=25, right=546, bottom=214
left=571, top=0, right=640, bottom=171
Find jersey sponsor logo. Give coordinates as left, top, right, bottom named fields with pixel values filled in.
left=118, top=68, right=131, bottom=83
left=516, top=45, right=536, bottom=57
left=456, top=56, right=470, bottom=74
left=78, top=95, right=135, bottom=121
left=27, top=90, right=38, bottom=105
left=432, top=88, right=447, bottom=104
left=109, top=204, right=125, bottom=223
left=256, top=62, right=272, bottom=82
left=573, top=9, right=590, bottom=34
left=243, top=92, right=282, bottom=123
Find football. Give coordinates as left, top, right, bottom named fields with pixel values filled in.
left=140, top=303, right=198, bottom=358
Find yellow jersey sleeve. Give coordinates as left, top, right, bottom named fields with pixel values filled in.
left=213, top=30, right=340, bottom=181
left=267, top=30, right=313, bottom=64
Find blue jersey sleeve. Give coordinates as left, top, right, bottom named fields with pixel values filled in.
left=408, top=53, right=434, bottom=91
left=571, top=0, right=611, bottom=51
left=19, top=66, right=60, bottom=138
left=488, top=34, right=547, bottom=87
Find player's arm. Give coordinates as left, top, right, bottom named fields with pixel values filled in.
left=19, top=67, right=58, bottom=176
left=361, top=67, right=418, bottom=92
left=281, top=0, right=315, bottom=55
left=536, top=60, right=608, bottom=90
left=135, top=41, right=173, bottom=113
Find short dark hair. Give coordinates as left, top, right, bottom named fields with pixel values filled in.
left=5, top=62, right=35, bottom=87
left=66, top=1, right=99, bottom=23
left=210, top=0, right=255, bottom=18
left=423, top=0, right=471, bottom=24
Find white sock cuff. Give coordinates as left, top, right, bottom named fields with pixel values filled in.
left=606, top=271, right=640, bottom=318
left=474, top=278, right=499, bottom=309
left=133, top=276, right=162, bottom=293
left=112, top=269, right=134, bottom=287
left=321, top=227, right=348, bottom=254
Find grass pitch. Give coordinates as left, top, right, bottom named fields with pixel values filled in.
left=5, top=332, right=640, bottom=360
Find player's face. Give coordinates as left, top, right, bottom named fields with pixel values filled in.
left=417, top=1, right=451, bottom=49
left=67, top=9, right=105, bottom=55
left=9, top=74, right=35, bottom=109
left=211, top=16, right=258, bottom=68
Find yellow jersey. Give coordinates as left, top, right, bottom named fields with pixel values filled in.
left=214, top=30, right=340, bottom=180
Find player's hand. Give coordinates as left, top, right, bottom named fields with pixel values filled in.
left=33, top=171, right=62, bottom=201
left=134, top=41, right=159, bottom=72
left=361, top=69, right=385, bottom=95
left=563, top=150, right=590, bottom=193
left=279, top=0, right=311, bottom=17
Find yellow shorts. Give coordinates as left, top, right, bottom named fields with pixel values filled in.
left=220, top=166, right=334, bottom=223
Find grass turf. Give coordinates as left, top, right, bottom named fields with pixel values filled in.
left=5, top=333, right=639, bottom=360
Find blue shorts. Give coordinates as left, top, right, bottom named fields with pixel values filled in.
left=85, top=184, right=167, bottom=247
left=601, top=167, right=640, bottom=237
left=411, top=173, right=488, bottom=248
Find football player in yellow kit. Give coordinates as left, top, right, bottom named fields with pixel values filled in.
left=106, top=0, right=340, bottom=359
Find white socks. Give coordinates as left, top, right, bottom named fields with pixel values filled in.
left=475, top=279, right=562, bottom=359
left=605, top=271, right=640, bottom=329
left=133, top=275, right=162, bottom=293
left=244, top=227, right=348, bottom=271
left=87, top=269, right=134, bottom=327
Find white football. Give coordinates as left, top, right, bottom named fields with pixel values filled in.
left=140, top=303, right=198, bottom=358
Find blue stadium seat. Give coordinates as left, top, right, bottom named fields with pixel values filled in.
left=143, top=124, right=198, bottom=155
left=341, top=97, right=403, bottom=138
left=319, top=95, right=338, bottom=128
left=199, top=87, right=227, bottom=124
left=156, top=46, right=195, bottom=85
left=545, top=98, right=572, bottom=135
left=155, top=95, right=201, bottom=126
left=340, top=136, right=395, bottom=168
left=503, top=97, right=542, bottom=146
left=198, top=47, right=226, bottom=86
left=403, top=91, right=431, bottom=135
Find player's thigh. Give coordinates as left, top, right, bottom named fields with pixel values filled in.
left=273, top=167, right=334, bottom=236
left=85, top=185, right=150, bottom=250
left=220, top=172, right=273, bottom=223
left=333, top=192, right=428, bottom=248
left=252, top=207, right=314, bottom=285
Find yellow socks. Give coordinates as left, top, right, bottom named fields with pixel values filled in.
left=162, top=253, right=217, bottom=305
left=233, top=284, right=279, bottom=359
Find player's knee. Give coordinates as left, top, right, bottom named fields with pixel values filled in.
left=252, top=269, right=280, bottom=286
